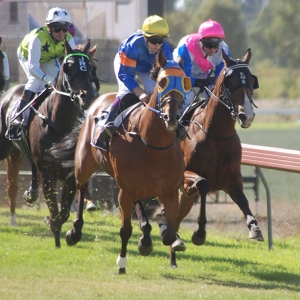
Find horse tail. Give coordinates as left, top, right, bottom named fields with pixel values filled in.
left=48, top=117, right=83, bottom=177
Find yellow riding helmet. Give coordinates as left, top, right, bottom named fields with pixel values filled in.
left=142, top=15, right=170, bottom=37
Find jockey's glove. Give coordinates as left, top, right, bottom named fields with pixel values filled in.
left=194, top=78, right=210, bottom=93
left=43, top=75, right=56, bottom=87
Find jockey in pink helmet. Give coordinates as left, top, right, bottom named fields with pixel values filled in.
left=173, top=19, right=230, bottom=114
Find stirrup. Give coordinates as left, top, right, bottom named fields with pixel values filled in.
left=97, top=123, right=118, bottom=143
left=8, top=125, right=23, bottom=141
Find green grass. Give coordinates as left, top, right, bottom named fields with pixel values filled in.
left=0, top=207, right=300, bottom=300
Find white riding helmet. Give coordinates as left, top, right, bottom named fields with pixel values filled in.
left=45, top=7, right=72, bottom=26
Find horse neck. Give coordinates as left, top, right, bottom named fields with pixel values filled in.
left=139, top=92, right=176, bottom=145
left=48, top=81, right=82, bottom=131
left=201, top=93, right=236, bottom=137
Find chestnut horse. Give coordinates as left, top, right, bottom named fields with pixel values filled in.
left=136, top=48, right=263, bottom=268
left=0, top=40, right=96, bottom=247
left=65, top=50, right=191, bottom=274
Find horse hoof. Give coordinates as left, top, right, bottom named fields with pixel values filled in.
left=65, top=230, right=81, bottom=246
left=9, top=214, right=18, bottom=226
left=192, top=230, right=206, bottom=246
left=118, top=268, right=126, bottom=275
left=249, top=226, right=264, bottom=241
left=86, top=201, right=97, bottom=212
left=138, top=238, right=153, bottom=256
left=23, top=191, right=37, bottom=207
left=172, top=237, right=186, bottom=252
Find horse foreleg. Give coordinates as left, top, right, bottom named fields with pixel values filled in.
left=133, top=200, right=153, bottom=256
left=23, top=163, right=40, bottom=207
left=5, top=150, right=23, bottom=226
left=41, top=174, right=61, bottom=247
left=158, top=191, right=178, bottom=247
left=192, top=178, right=209, bottom=245
left=228, top=187, right=264, bottom=241
left=66, top=181, right=87, bottom=246
left=117, top=191, right=133, bottom=274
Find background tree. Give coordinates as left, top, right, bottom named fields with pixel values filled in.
left=249, top=0, right=300, bottom=68
left=165, top=0, right=247, bottom=57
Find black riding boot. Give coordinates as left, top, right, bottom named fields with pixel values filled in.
left=97, top=105, right=119, bottom=143
left=9, top=89, right=35, bottom=140
left=176, top=122, right=188, bottom=141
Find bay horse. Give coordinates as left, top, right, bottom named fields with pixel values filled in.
left=136, top=48, right=263, bottom=268
left=65, top=50, right=191, bottom=274
left=0, top=40, right=96, bottom=247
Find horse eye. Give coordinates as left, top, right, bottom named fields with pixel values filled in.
left=158, top=77, right=168, bottom=91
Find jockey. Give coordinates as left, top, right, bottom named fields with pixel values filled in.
left=173, top=19, right=230, bottom=114
left=97, top=15, right=174, bottom=143
left=9, top=7, right=75, bottom=140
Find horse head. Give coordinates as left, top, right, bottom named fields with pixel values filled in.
left=59, top=40, right=96, bottom=110
left=152, top=49, right=191, bottom=130
left=219, top=48, right=259, bottom=128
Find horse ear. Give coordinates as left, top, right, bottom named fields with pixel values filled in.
left=243, top=48, right=252, bottom=65
left=157, top=48, right=167, bottom=68
left=89, top=45, right=97, bottom=58
left=83, top=39, right=91, bottom=54
left=222, top=49, right=231, bottom=66
left=64, top=39, right=73, bottom=54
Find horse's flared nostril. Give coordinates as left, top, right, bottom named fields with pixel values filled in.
left=238, top=113, right=247, bottom=123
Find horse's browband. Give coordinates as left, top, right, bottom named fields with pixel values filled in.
left=64, top=53, right=90, bottom=62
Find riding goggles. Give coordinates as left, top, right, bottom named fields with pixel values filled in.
left=147, top=36, right=165, bottom=45
left=52, top=25, right=69, bottom=33
left=202, top=41, right=219, bottom=49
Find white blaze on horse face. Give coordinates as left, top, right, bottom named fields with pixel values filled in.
left=238, top=89, right=254, bottom=128
left=79, top=57, right=87, bottom=72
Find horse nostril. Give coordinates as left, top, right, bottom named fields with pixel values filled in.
left=238, top=113, right=246, bottom=122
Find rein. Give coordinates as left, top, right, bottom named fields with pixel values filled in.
left=32, top=52, right=90, bottom=133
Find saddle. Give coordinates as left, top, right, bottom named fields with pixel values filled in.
left=91, top=94, right=142, bottom=151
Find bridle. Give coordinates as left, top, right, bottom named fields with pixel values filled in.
left=203, top=62, right=259, bottom=120
left=52, top=52, right=93, bottom=107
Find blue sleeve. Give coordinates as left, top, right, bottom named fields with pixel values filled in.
left=215, top=47, right=230, bottom=78
left=176, top=44, right=192, bottom=78
left=162, top=41, right=174, bottom=60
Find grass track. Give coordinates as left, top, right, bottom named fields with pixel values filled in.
left=0, top=207, right=299, bottom=300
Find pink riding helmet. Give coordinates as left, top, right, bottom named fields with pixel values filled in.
left=198, top=19, right=225, bottom=43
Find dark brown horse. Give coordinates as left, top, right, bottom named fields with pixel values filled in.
left=136, top=48, right=263, bottom=268
left=0, top=40, right=96, bottom=247
left=65, top=50, right=191, bottom=274
left=0, top=49, right=6, bottom=94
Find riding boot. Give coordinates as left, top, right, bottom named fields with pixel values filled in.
left=8, top=89, right=35, bottom=140
left=176, top=122, right=188, bottom=141
left=97, top=104, right=119, bottom=143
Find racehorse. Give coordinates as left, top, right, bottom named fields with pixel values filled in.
left=135, top=48, right=263, bottom=268
left=64, top=49, right=191, bottom=274
left=0, top=40, right=96, bottom=247
left=0, top=49, right=6, bottom=94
